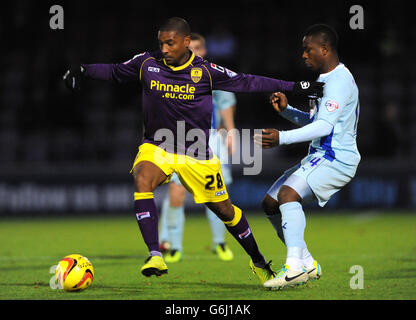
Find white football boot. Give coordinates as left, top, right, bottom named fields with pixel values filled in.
left=304, top=260, right=322, bottom=281
left=263, top=264, right=308, bottom=290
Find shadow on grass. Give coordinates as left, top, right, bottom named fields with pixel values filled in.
left=396, top=258, right=416, bottom=263
left=0, top=282, right=50, bottom=288
left=0, top=264, right=53, bottom=272
left=91, top=255, right=146, bottom=260
left=0, top=254, right=146, bottom=272
left=0, top=280, right=312, bottom=300
left=172, top=281, right=258, bottom=289
left=367, top=268, right=416, bottom=280
left=89, top=280, right=260, bottom=291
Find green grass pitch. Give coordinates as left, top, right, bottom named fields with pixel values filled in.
left=0, top=211, right=415, bottom=300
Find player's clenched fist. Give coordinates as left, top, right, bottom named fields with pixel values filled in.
left=63, top=65, right=85, bottom=92
left=253, top=129, right=280, bottom=149
left=269, top=92, right=288, bottom=113
left=292, top=81, right=324, bottom=98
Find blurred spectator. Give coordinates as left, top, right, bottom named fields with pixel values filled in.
left=206, top=25, right=237, bottom=64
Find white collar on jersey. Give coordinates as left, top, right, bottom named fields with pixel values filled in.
left=319, top=63, right=344, bottom=78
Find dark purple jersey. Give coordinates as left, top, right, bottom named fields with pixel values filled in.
left=82, top=50, right=294, bottom=159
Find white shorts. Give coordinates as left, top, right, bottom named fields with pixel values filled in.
left=267, top=153, right=358, bottom=207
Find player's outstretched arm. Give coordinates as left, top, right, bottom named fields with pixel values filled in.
left=270, top=92, right=311, bottom=127
left=207, top=62, right=324, bottom=98
left=291, top=81, right=324, bottom=99
left=63, top=53, right=149, bottom=92
left=254, top=120, right=333, bottom=148
left=63, top=63, right=130, bottom=92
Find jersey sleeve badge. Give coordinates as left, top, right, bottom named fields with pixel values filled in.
left=210, top=63, right=225, bottom=73
left=225, top=68, right=237, bottom=78
left=325, top=100, right=339, bottom=112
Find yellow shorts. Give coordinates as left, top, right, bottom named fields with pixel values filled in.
left=130, top=143, right=229, bottom=204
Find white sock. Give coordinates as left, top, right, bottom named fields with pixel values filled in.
left=280, top=202, right=306, bottom=248
left=286, top=247, right=304, bottom=271
left=301, top=246, right=314, bottom=268
left=280, top=202, right=306, bottom=272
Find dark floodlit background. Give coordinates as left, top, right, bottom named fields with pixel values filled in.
left=0, top=0, right=414, bottom=214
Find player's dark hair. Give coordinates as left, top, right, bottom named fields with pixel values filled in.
left=190, top=32, right=206, bottom=47
left=159, top=17, right=191, bottom=36
left=304, top=24, right=338, bottom=50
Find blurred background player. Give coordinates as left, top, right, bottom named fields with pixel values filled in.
left=254, top=24, right=360, bottom=290
left=159, top=33, right=236, bottom=263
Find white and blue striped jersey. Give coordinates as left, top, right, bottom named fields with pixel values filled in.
left=308, top=63, right=361, bottom=166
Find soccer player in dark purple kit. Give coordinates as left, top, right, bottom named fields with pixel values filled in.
left=63, top=17, right=323, bottom=286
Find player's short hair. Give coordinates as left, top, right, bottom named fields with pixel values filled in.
left=304, top=24, right=338, bottom=50
left=190, top=32, right=206, bottom=47
left=159, top=17, right=191, bottom=37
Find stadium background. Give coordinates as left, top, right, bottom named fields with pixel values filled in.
left=0, top=0, right=414, bottom=215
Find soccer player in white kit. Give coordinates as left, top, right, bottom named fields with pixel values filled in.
left=254, top=24, right=361, bottom=290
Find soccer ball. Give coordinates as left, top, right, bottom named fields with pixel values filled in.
left=55, top=254, right=94, bottom=291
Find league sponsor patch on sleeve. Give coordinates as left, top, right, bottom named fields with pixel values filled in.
left=210, top=63, right=225, bottom=73
left=225, top=68, right=237, bottom=78
left=325, top=100, right=339, bottom=112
